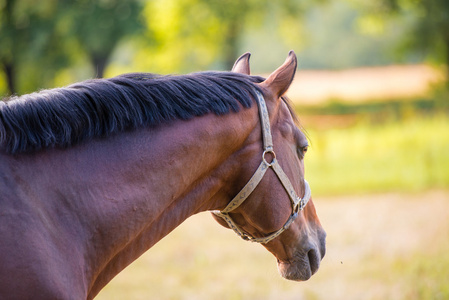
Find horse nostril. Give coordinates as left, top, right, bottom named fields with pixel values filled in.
left=307, top=249, right=320, bottom=275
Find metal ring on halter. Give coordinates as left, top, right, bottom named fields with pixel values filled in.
left=262, top=149, right=276, bottom=166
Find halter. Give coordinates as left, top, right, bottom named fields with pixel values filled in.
left=212, top=90, right=311, bottom=244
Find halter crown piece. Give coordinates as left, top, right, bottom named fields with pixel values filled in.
left=212, top=90, right=311, bottom=244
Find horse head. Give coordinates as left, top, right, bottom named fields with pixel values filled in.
left=212, top=51, right=326, bottom=281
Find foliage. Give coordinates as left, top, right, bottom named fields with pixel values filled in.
left=1, top=0, right=447, bottom=95
left=2, top=0, right=311, bottom=94
left=0, top=0, right=70, bottom=94
left=349, top=0, right=449, bottom=81
left=295, top=1, right=416, bottom=69
left=0, top=0, right=144, bottom=95
left=135, top=0, right=310, bottom=74
left=60, top=0, right=144, bottom=78
left=297, top=95, right=449, bottom=116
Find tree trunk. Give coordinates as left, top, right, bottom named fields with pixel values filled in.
left=223, top=21, right=241, bottom=71
left=91, top=54, right=109, bottom=79
left=445, top=36, right=449, bottom=87
left=2, top=0, right=16, bottom=95
left=2, top=61, right=16, bottom=96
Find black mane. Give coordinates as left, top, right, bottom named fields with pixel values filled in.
left=0, top=72, right=263, bottom=154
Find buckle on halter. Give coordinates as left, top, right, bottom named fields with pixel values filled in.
left=298, top=197, right=305, bottom=211
left=283, top=212, right=298, bottom=230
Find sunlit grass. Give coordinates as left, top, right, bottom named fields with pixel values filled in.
left=353, top=234, right=449, bottom=300
left=391, top=243, right=449, bottom=300
left=304, top=113, right=449, bottom=196
left=95, top=191, right=449, bottom=300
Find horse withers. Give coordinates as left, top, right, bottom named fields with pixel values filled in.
left=0, top=51, right=325, bottom=299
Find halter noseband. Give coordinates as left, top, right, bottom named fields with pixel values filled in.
left=212, top=90, right=311, bottom=244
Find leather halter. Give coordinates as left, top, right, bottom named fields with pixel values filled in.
left=213, top=90, right=311, bottom=244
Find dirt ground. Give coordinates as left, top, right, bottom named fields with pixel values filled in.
left=286, top=64, right=444, bottom=104
left=96, top=189, right=449, bottom=300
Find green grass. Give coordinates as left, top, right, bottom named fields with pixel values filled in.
left=392, top=244, right=449, bottom=300
left=355, top=237, right=449, bottom=300
left=303, top=113, right=449, bottom=196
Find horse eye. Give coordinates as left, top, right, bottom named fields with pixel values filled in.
left=297, top=146, right=308, bottom=158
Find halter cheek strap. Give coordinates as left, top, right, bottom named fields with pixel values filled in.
left=212, top=90, right=311, bottom=244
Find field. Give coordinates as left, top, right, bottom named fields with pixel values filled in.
left=96, top=65, right=448, bottom=299
left=96, top=190, right=449, bottom=300
left=304, top=114, right=449, bottom=196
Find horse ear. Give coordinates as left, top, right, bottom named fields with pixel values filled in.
left=260, top=51, right=297, bottom=99
left=232, top=52, right=251, bottom=75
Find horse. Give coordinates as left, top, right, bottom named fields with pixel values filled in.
left=0, top=51, right=326, bottom=299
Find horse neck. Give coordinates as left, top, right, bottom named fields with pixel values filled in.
left=74, top=106, right=259, bottom=297
left=0, top=102, right=259, bottom=298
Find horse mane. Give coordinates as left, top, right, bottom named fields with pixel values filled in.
left=0, top=72, right=264, bottom=154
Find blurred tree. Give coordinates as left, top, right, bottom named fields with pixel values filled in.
left=0, top=0, right=69, bottom=95
left=199, top=0, right=262, bottom=69
left=196, top=0, right=311, bottom=69
left=0, top=0, right=144, bottom=96
left=140, top=0, right=313, bottom=73
left=63, top=0, right=144, bottom=78
left=354, top=0, right=449, bottom=83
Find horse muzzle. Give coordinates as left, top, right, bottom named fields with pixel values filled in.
left=277, top=230, right=326, bottom=281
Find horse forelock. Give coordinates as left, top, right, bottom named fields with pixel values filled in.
left=0, top=72, right=263, bottom=154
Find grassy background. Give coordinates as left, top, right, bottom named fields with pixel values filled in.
left=305, top=113, right=449, bottom=196
left=291, top=95, right=449, bottom=196
left=96, top=191, right=449, bottom=300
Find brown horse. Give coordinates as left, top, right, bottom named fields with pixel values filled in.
left=0, top=51, right=325, bottom=299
